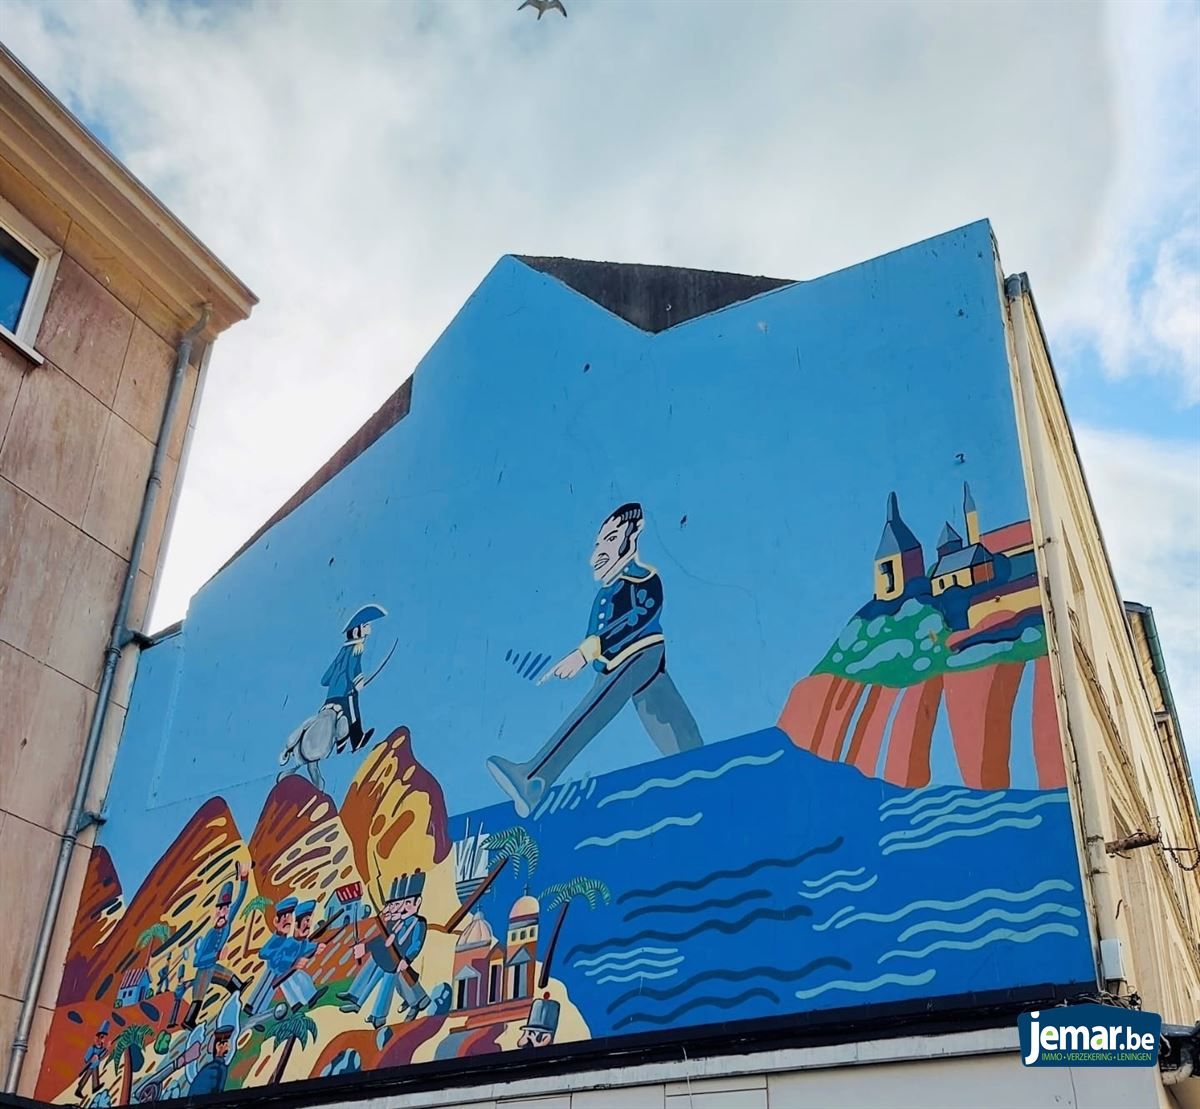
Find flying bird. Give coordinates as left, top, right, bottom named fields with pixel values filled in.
left=519, top=0, right=567, bottom=18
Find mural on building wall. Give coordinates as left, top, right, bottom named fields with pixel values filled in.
left=35, top=222, right=1097, bottom=1103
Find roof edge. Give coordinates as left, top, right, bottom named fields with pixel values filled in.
left=0, top=45, right=257, bottom=338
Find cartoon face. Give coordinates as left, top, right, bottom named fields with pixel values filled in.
left=382, top=900, right=406, bottom=924
left=273, top=910, right=295, bottom=935
left=591, top=513, right=639, bottom=582
left=517, top=1028, right=553, bottom=1049
left=294, top=914, right=314, bottom=939
left=396, top=896, right=421, bottom=920
left=213, top=1037, right=231, bottom=1060
left=96, top=1031, right=108, bottom=1045
left=351, top=622, right=371, bottom=641
left=214, top=904, right=231, bottom=927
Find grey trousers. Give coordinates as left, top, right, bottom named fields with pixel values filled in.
left=527, top=644, right=703, bottom=788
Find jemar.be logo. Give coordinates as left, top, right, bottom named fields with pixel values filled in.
left=1018, top=1004, right=1161, bottom=1067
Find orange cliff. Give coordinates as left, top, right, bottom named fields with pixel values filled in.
left=778, top=655, right=1066, bottom=790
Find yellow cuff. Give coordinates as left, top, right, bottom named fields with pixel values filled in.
left=579, top=635, right=602, bottom=662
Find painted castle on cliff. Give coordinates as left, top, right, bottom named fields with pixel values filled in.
left=864, top=482, right=1041, bottom=646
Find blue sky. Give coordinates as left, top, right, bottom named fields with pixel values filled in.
left=1, top=0, right=1195, bottom=756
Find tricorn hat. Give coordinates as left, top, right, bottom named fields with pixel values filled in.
left=344, top=603, right=387, bottom=634
left=521, top=993, right=560, bottom=1035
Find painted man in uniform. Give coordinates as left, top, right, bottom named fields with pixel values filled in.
left=322, top=604, right=386, bottom=753
left=187, top=1024, right=233, bottom=1097
left=277, top=900, right=327, bottom=1011
left=183, top=862, right=248, bottom=1030
left=337, top=870, right=430, bottom=1027
left=243, top=895, right=296, bottom=1018
left=73, top=1020, right=108, bottom=1098
left=518, top=993, right=560, bottom=1049
left=487, top=503, right=703, bottom=815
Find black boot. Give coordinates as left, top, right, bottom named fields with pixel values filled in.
left=181, top=999, right=201, bottom=1030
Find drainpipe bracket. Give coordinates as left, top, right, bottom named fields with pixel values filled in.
left=76, top=809, right=108, bottom=834
left=118, top=628, right=154, bottom=651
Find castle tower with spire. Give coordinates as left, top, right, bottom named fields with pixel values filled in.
left=963, top=481, right=980, bottom=545
left=873, top=492, right=926, bottom=601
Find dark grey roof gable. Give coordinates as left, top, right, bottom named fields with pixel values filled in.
left=517, top=256, right=794, bottom=333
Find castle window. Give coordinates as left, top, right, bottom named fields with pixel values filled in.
left=879, top=560, right=895, bottom=593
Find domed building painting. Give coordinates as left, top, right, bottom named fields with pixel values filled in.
left=34, top=223, right=1099, bottom=1101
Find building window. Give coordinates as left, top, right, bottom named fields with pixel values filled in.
left=879, top=559, right=895, bottom=593
left=488, top=964, right=501, bottom=1004
left=0, top=197, right=62, bottom=361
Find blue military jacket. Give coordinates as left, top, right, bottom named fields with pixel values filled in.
left=194, top=879, right=247, bottom=970
left=366, top=913, right=426, bottom=971
left=321, top=644, right=363, bottom=701
left=582, top=560, right=664, bottom=671
left=258, top=932, right=296, bottom=977
left=189, top=1059, right=228, bottom=1097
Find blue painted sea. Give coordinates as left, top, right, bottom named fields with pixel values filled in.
left=448, top=727, right=1095, bottom=1038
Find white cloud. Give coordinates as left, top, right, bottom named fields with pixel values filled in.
left=1051, top=0, right=1200, bottom=404
left=0, top=0, right=1193, bottom=678
left=1076, top=426, right=1200, bottom=762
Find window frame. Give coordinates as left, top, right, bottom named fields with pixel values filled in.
left=0, top=195, right=61, bottom=365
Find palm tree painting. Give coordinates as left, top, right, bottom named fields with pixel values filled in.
left=446, top=826, right=540, bottom=932
left=239, top=894, right=274, bottom=958
left=537, top=877, right=610, bottom=989
left=111, top=1024, right=152, bottom=1105
left=136, top=922, right=170, bottom=970
left=266, top=1011, right=318, bottom=1084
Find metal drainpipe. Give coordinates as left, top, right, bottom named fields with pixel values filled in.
left=4, top=304, right=211, bottom=1095
left=1004, top=275, right=1125, bottom=964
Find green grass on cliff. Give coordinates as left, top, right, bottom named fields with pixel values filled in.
left=812, top=598, right=1047, bottom=687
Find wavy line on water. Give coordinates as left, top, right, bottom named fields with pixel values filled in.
left=880, top=922, right=1081, bottom=963
left=898, top=902, right=1081, bottom=943
left=618, top=836, right=843, bottom=904
left=614, top=988, right=781, bottom=1030
left=880, top=794, right=1068, bottom=845
left=596, top=967, right=681, bottom=986
left=606, top=957, right=851, bottom=1014
left=573, top=946, right=677, bottom=969
left=802, top=867, right=866, bottom=889
left=576, top=812, right=702, bottom=850
left=584, top=955, right=684, bottom=978
left=624, top=889, right=769, bottom=923
left=881, top=815, right=1044, bottom=855
left=586, top=778, right=597, bottom=799
left=814, top=906, right=856, bottom=932
left=903, top=790, right=1008, bottom=825
left=597, top=750, right=785, bottom=809
left=795, top=969, right=936, bottom=1001
left=565, top=904, right=813, bottom=961
left=879, top=788, right=968, bottom=817
left=834, top=879, right=1074, bottom=930
left=797, top=876, right=878, bottom=900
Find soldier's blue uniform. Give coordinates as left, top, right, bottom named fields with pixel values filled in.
left=488, top=559, right=703, bottom=816
left=244, top=896, right=298, bottom=1017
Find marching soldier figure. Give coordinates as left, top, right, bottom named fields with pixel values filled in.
left=488, top=503, right=703, bottom=815
left=168, top=963, right=188, bottom=1028
left=337, top=870, right=430, bottom=1027
left=243, top=895, right=297, bottom=1017
left=183, top=863, right=249, bottom=1030
left=73, top=1020, right=108, bottom=1099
